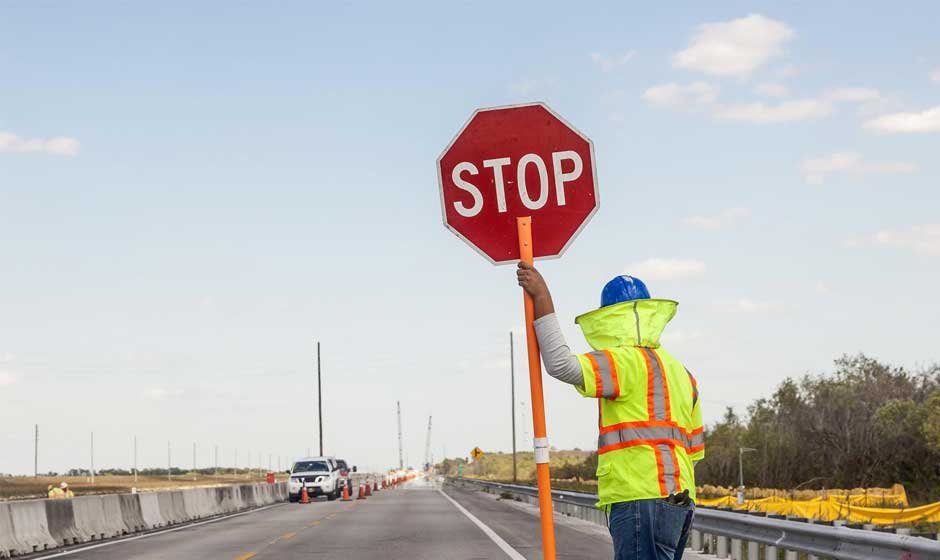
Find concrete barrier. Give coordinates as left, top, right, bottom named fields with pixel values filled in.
left=182, top=488, right=212, bottom=519
left=155, top=491, right=178, bottom=525
left=0, top=502, right=26, bottom=559
left=137, top=492, right=164, bottom=529
left=45, top=499, right=85, bottom=546
left=0, top=482, right=289, bottom=556
left=168, top=491, right=189, bottom=523
left=217, top=486, right=238, bottom=514
left=119, top=494, right=146, bottom=533
left=239, top=485, right=258, bottom=508
left=99, top=495, right=130, bottom=537
left=8, top=499, right=57, bottom=553
left=72, top=496, right=111, bottom=541
left=180, top=490, right=201, bottom=520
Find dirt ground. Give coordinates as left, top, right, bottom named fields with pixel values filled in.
left=0, top=473, right=287, bottom=501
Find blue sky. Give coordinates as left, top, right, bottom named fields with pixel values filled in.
left=1, top=2, right=938, bottom=475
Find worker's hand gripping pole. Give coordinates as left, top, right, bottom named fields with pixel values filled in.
left=517, top=216, right=557, bottom=560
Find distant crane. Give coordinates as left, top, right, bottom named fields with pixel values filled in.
left=424, top=416, right=433, bottom=471
left=397, top=401, right=404, bottom=470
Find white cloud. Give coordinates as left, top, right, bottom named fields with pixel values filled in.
left=754, top=82, right=789, bottom=97
left=643, top=82, right=718, bottom=107
left=664, top=329, right=706, bottom=344
left=590, top=51, right=636, bottom=72
left=824, top=88, right=880, bottom=102
left=145, top=387, right=184, bottom=400
left=627, top=258, right=706, bottom=281
left=815, top=281, right=831, bottom=295
left=854, top=225, right=940, bottom=256
left=0, top=372, right=17, bottom=386
left=720, top=299, right=788, bottom=313
left=0, top=131, right=80, bottom=156
left=930, top=69, right=940, bottom=84
left=863, top=105, right=940, bottom=133
left=802, top=152, right=918, bottom=185
left=713, top=86, right=880, bottom=124
left=715, top=99, right=832, bottom=123
left=509, top=78, right=558, bottom=97
left=673, top=14, right=794, bottom=77
left=681, top=207, right=751, bottom=229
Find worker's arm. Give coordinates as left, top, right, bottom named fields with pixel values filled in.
left=517, top=262, right=583, bottom=386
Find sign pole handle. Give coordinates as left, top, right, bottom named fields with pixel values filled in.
left=517, top=216, right=557, bottom=560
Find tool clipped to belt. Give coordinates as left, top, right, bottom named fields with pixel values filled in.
left=664, top=489, right=691, bottom=507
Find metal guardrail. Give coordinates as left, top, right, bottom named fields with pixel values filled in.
left=449, top=478, right=940, bottom=560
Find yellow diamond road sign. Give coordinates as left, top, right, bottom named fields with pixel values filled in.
left=471, top=447, right=484, bottom=460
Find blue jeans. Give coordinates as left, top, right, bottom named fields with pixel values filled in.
left=608, top=499, right=695, bottom=560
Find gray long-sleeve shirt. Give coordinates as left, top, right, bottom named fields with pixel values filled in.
left=533, top=313, right=583, bottom=386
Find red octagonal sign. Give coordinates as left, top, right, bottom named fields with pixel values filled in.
left=437, top=103, right=599, bottom=264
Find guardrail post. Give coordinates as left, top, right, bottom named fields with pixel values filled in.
left=717, top=535, right=729, bottom=558
left=731, top=538, right=742, bottom=559
left=691, top=529, right=702, bottom=551
left=765, top=544, right=777, bottom=559
left=784, top=549, right=797, bottom=560
left=747, top=540, right=759, bottom=559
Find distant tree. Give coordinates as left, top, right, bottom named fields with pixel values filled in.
left=696, top=355, right=940, bottom=503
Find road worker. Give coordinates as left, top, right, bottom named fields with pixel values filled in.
left=47, top=484, right=62, bottom=499
left=517, top=263, right=704, bottom=560
left=59, top=482, right=75, bottom=498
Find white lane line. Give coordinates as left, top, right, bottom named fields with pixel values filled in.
left=31, top=503, right=284, bottom=559
left=438, top=489, right=526, bottom=560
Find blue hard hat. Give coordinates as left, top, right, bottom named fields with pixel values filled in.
left=601, top=275, right=650, bottom=307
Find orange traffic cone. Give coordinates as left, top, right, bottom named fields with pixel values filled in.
left=341, top=483, right=352, bottom=502
left=365, top=483, right=372, bottom=497
left=357, top=484, right=366, bottom=500
left=373, top=481, right=379, bottom=493
left=300, top=486, right=310, bottom=504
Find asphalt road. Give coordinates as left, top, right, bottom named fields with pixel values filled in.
left=30, top=478, right=703, bottom=559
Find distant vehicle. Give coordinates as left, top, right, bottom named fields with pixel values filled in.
left=289, top=457, right=341, bottom=502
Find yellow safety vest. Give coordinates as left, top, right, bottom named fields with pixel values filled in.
left=573, top=299, right=704, bottom=509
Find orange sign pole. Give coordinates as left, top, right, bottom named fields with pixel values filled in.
left=516, top=216, right=557, bottom=560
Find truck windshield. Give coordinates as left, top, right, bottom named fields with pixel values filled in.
left=293, top=461, right=329, bottom=472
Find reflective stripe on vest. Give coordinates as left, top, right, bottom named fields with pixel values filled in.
left=598, top=423, right=701, bottom=451
left=587, top=350, right=620, bottom=399
left=641, top=347, right=671, bottom=421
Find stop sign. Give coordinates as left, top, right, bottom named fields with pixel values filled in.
left=437, top=103, right=598, bottom=264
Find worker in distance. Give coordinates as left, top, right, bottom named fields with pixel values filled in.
left=517, top=262, right=704, bottom=560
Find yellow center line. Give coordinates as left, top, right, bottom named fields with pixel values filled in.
left=307, top=520, right=321, bottom=527
left=281, top=532, right=296, bottom=540
left=234, top=553, right=256, bottom=560
left=326, top=513, right=336, bottom=519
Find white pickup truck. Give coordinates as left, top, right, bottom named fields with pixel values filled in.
left=288, top=457, right=341, bottom=501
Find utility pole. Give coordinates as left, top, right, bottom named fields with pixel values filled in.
left=510, top=331, right=517, bottom=483
left=234, top=449, right=238, bottom=476
left=424, top=416, right=432, bottom=471
left=215, top=445, right=219, bottom=477
left=193, top=442, right=197, bottom=481
left=90, top=432, right=95, bottom=485
left=134, top=436, right=138, bottom=484
left=34, top=424, right=38, bottom=477
left=317, top=341, right=324, bottom=456
left=167, top=441, right=172, bottom=481
left=397, top=401, right=404, bottom=470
